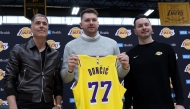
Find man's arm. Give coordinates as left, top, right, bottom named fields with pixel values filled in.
left=124, top=70, right=133, bottom=109
left=7, top=95, right=17, bottom=109
left=60, top=44, right=75, bottom=83
left=53, top=57, right=63, bottom=109
left=114, top=43, right=130, bottom=78
left=117, top=55, right=130, bottom=78
left=54, top=95, right=62, bottom=109
left=4, top=46, right=20, bottom=109
left=167, top=45, right=184, bottom=106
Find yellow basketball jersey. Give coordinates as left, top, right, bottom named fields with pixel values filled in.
left=72, top=55, right=126, bottom=109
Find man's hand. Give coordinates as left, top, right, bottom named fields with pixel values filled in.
left=117, top=52, right=129, bottom=69
left=7, top=95, right=18, bottom=109
left=52, top=106, right=61, bottom=109
left=175, top=105, right=185, bottom=109
left=68, top=54, right=79, bottom=72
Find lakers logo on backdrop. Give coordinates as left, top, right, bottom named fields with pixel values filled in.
left=181, top=39, right=190, bottom=50
left=0, top=41, right=3, bottom=52
left=47, top=40, right=60, bottom=49
left=159, top=27, right=175, bottom=38
left=17, top=27, right=33, bottom=38
left=0, top=41, right=9, bottom=52
left=0, top=99, right=3, bottom=105
left=115, top=27, right=131, bottom=38
left=184, top=64, right=190, bottom=74
left=0, top=69, right=5, bottom=80
left=0, top=99, right=7, bottom=105
left=68, top=27, right=83, bottom=38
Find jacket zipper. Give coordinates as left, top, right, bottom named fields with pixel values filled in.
left=18, top=68, right=27, bottom=89
left=39, top=48, right=47, bottom=102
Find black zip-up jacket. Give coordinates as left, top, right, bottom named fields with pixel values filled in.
left=4, top=38, right=63, bottom=103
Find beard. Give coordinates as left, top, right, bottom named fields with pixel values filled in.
left=138, top=32, right=152, bottom=39
left=83, top=28, right=98, bottom=35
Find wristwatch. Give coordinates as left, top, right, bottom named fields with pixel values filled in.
left=56, top=104, right=62, bottom=109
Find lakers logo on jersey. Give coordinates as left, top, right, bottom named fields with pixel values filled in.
left=96, top=59, right=99, bottom=64
left=72, top=55, right=126, bottom=109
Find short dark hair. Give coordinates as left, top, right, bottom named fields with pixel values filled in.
left=80, top=8, right=98, bottom=20
left=31, top=14, right=48, bottom=23
left=133, top=14, right=150, bottom=27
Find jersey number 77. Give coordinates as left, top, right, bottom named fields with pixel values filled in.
left=88, top=80, right=112, bottom=104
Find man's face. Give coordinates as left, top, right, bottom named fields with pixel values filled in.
left=134, top=18, right=152, bottom=39
left=31, top=16, right=48, bottom=38
left=80, top=13, right=99, bottom=37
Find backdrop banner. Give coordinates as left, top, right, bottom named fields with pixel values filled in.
left=158, top=2, right=190, bottom=25
left=0, top=25, right=190, bottom=109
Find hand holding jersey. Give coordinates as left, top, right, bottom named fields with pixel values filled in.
left=67, top=54, right=79, bottom=73
left=117, top=52, right=130, bottom=70
left=67, top=53, right=129, bottom=73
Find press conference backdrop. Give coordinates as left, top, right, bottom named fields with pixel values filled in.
left=0, top=25, right=190, bottom=109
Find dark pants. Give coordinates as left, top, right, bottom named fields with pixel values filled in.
left=17, top=100, right=54, bottom=109
left=17, top=95, right=54, bottom=109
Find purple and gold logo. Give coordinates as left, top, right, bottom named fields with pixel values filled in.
left=184, top=64, right=190, bottom=74
left=47, top=40, right=60, bottom=49
left=115, top=27, right=131, bottom=38
left=68, top=27, right=83, bottom=38
left=181, top=39, right=190, bottom=50
left=17, top=27, right=33, bottom=38
left=159, top=27, right=175, bottom=38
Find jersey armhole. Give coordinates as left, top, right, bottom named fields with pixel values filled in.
left=115, top=58, right=118, bottom=67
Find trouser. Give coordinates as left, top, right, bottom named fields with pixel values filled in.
left=17, top=100, right=54, bottom=109
left=17, top=95, right=54, bottom=109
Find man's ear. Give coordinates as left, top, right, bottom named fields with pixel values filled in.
left=134, top=29, right=137, bottom=35
left=80, top=22, right=82, bottom=28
